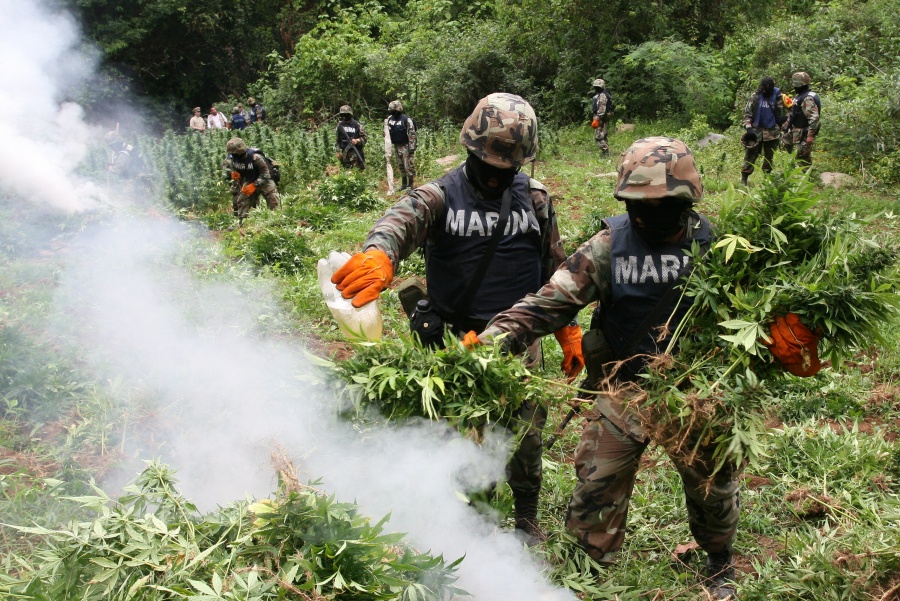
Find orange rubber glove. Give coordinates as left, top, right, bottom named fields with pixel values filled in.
left=554, top=325, right=585, bottom=379
left=461, top=331, right=481, bottom=349
left=241, top=182, right=257, bottom=196
left=763, top=313, right=821, bottom=377
left=331, top=248, right=394, bottom=308
left=591, top=118, right=600, bottom=129
left=230, top=171, right=240, bottom=181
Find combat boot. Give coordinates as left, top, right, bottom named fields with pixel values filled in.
left=705, top=550, right=737, bottom=600
left=513, top=493, right=545, bottom=546
left=740, top=174, right=749, bottom=186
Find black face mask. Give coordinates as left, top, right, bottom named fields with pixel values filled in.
left=625, top=200, right=691, bottom=244
left=465, top=152, right=518, bottom=199
left=390, top=110, right=401, bottom=117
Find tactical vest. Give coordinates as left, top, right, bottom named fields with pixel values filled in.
left=337, top=120, right=362, bottom=148
left=791, top=90, right=820, bottom=129
left=231, top=149, right=261, bottom=181
left=597, top=212, right=712, bottom=373
left=425, top=167, right=543, bottom=321
left=387, top=115, right=410, bottom=145
left=231, top=114, right=247, bottom=130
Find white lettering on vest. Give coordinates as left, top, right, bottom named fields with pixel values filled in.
left=465, top=212, right=485, bottom=236
left=484, top=212, right=499, bottom=235
left=615, top=256, right=639, bottom=283
left=639, top=255, right=660, bottom=283
left=660, top=255, right=680, bottom=282
left=446, top=209, right=465, bottom=235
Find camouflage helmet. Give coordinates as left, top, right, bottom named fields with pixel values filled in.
left=592, top=78, right=605, bottom=88
left=614, top=137, right=703, bottom=203
left=388, top=100, right=403, bottom=112
left=339, top=105, right=353, bottom=116
left=459, top=92, right=538, bottom=169
left=247, top=97, right=256, bottom=105
left=791, top=71, right=811, bottom=87
left=226, top=137, right=248, bottom=154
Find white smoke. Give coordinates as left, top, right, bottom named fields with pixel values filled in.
left=4, top=2, right=577, bottom=600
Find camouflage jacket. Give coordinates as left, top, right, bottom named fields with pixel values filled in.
left=479, top=212, right=709, bottom=437
left=591, top=92, right=610, bottom=120
left=788, top=91, right=821, bottom=135
left=362, top=164, right=566, bottom=281
left=742, top=90, right=787, bottom=141
left=222, top=152, right=273, bottom=186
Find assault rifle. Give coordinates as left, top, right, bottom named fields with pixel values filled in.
left=337, top=123, right=366, bottom=170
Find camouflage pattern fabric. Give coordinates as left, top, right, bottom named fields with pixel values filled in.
left=741, top=139, right=780, bottom=179
left=506, top=398, right=547, bottom=498
left=460, top=93, right=538, bottom=169
left=566, top=412, right=739, bottom=562
left=783, top=92, right=820, bottom=166
left=224, top=153, right=279, bottom=218
left=592, top=92, right=610, bottom=153
left=614, top=137, right=703, bottom=202
left=742, top=90, right=786, bottom=142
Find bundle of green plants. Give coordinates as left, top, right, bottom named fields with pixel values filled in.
left=311, top=333, right=550, bottom=440
left=0, top=461, right=463, bottom=601
left=630, top=163, right=900, bottom=473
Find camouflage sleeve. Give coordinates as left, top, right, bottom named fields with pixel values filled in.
left=407, top=117, right=417, bottom=151
left=529, top=180, right=566, bottom=281
left=803, top=94, right=820, bottom=134
left=358, top=122, right=368, bottom=146
left=594, top=94, right=609, bottom=119
left=362, top=183, right=446, bottom=268
left=252, top=153, right=271, bottom=185
left=742, top=94, right=756, bottom=128
left=480, top=230, right=613, bottom=348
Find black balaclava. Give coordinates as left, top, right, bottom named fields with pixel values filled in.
left=465, top=151, right=518, bottom=200
left=760, top=77, right=775, bottom=97
left=390, top=110, right=401, bottom=117
left=793, top=84, right=809, bottom=95
left=625, top=199, right=692, bottom=244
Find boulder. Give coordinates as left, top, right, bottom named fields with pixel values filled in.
left=819, top=172, right=854, bottom=188
left=615, top=123, right=636, bottom=133
left=697, top=133, right=726, bottom=148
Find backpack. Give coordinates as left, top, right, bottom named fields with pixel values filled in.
left=263, top=155, right=280, bottom=184
left=603, top=90, right=614, bottom=115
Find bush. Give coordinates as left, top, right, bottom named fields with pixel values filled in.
left=316, top=171, right=382, bottom=212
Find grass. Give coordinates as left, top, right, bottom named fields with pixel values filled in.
left=2, top=119, right=900, bottom=599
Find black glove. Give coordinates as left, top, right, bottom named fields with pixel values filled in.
left=744, top=126, right=758, bottom=141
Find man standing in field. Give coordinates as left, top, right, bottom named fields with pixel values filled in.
left=740, top=76, right=787, bottom=185
left=470, top=137, right=745, bottom=598
left=782, top=71, right=820, bottom=167
left=335, top=105, right=367, bottom=170
left=207, top=106, right=227, bottom=130
left=189, top=107, right=206, bottom=133
left=384, top=100, right=417, bottom=194
left=330, top=93, right=584, bottom=543
left=590, top=78, right=613, bottom=156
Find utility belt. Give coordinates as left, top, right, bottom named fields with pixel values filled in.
left=397, top=276, right=491, bottom=348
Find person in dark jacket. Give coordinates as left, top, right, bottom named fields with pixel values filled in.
left=740, top=76, right=787, bottom=185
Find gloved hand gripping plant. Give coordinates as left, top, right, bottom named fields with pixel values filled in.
left=631, top=163, right=900, bottom=474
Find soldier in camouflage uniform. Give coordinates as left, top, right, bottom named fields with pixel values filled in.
left=225, top=137, right=279, bottom=223
left=740, top=76, right=787, bottom=185
left=335, top=105, right=367, bottom=170
left=475, top=137, right=741, bottom=600
left=330, top=93, right=585, bottom=544
left=384, top=100, right=418, bottom=193
left=590, top=78, right=613, bottom=156
left=781, top=71, right=820, bottom=167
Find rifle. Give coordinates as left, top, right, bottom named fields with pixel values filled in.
left=337, top=121, right=366, bottom=169
left=544, top=393, right=590, bottom=450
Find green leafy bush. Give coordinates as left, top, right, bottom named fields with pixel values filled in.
left=316, top=171, right=383, bottom=212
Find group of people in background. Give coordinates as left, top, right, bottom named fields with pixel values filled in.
left=189, top=98, right=267, bottom=133
left=740, top=71, right=820, bottom=184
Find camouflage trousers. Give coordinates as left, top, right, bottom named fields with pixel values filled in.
left=391, top=144, right=416, bottom=178
left=233, top=180, right=280, bottom=219
left=339, top=145, right=366, bottom=170
left=594, top=119, right=609, bottom=153
left=566, top=412, right=740, bottom=563
left=782, top=128, right=813, bottom=167
left=741, top=138, right=780, bottom=178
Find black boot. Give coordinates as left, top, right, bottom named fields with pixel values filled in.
left=705, top=550, right=737, bottom=600
left=513, top=493, right=545, bottom=546
left=740, top=174, right=749, bottom=185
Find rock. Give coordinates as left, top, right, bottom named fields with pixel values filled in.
left=615, top=123, right=636, bottom=133
left=820, top=172, right=853, bottom=188
left=435, top=154, right=461, bottom=166
left=697, top=133, right=726, bottom=148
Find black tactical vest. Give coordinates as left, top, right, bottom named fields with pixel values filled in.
left=337, top=120, right=362, bottom=149
left=425, top=167, right=543, bottom=321
left=598, top=212, right=712, bottom=371
left=791, top=90, right=820, bottom=128
left=232, top=149, right=261, bottom=181
left=387, top=115, right=409, bottom=145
